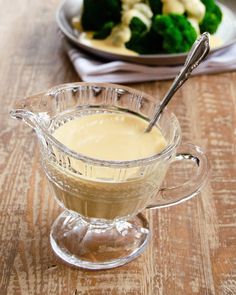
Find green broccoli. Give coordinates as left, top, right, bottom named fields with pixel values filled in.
left=201, top=0, right=217, bottom=11
left=152, top=14, right=197, bottom=53
left=125, top=17, right=149, bottom=54
left=148, top=0, right=163, bottom=15
left=129, top=17, right=147, bottom=34
left=125, top=17, right=162, bottom=54
left=200, top=0, right=222, bottom=34
left=93, top=21, right=115, bottom=39
left=81, top=0, right=121, bottom=31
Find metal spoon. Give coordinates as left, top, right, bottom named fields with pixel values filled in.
left=145, top=32, right=210, bottom=133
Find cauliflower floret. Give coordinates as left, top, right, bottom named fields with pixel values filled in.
left=181, top=0, right=205, bottom=22
left=162, top=0, right=205, bottom=22
left=121, top=0, right=142, bottom=11
left=162, top=0, right=185, bottom=15
left=122, top=3, right=153, bottom=29
left=109, top=24, right=131, bottom=46
left=110, top=1, right=153, bottom=46
left=133, top=3, right=153, bottom=19
left=161, top=0, right=206, bottom=35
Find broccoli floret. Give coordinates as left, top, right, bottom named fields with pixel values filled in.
left=152, top=14, right=197, bottom=53
left=125, top=17, right=162, bottom=54
left=201, top=0, right=216, bottom=11
left=148, top=0, right=163, bottom=15
left=129, top=17, right=147, bottom=34
left=128, top=17, right=147, bottom=39
left=93, top=21, right=115, bottom=39
left=81, top=0, right=121, bottom=31
left=125, top=17, right=149, bottom=54
left=200, top=0, right=222, bottom=34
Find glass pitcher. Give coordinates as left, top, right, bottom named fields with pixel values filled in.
left=10, top=82, right=208, bottom=270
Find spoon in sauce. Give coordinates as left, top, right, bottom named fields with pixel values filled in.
left=145, top=32, right=210, bottom=133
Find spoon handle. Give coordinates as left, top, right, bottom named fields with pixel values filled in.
left=145, top=32, right=210, bottom=133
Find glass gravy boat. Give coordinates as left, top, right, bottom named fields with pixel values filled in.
left=11, top=82, right=208, bottom=270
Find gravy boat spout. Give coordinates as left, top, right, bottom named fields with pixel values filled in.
left=10, top=82, right=102, bottom=131
left=10, top=92, right=50, bottom=129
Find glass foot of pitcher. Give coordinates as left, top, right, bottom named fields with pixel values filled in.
left=50, top=211, right=150, bottom=270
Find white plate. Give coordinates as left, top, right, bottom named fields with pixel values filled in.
left=56, top=0, right=236, bottom=65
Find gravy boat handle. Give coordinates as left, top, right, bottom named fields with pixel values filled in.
left=146, top=143, right=209, bottom=209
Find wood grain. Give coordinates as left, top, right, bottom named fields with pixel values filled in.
left=0, top=1, right=236, bottom=294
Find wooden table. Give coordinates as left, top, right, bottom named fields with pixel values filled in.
left=1, top=1, right=236, bottom=294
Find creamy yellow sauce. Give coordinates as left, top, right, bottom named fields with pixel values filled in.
left=79, top=31, right=222, bottom=56
left=79, top=32, right=138, bottom=56
left=48, top=112, right=168, bottom=219
left=53, top=113, right=166, bottom=161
